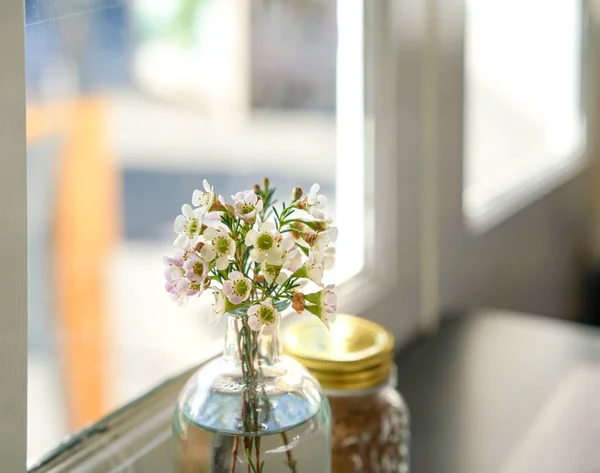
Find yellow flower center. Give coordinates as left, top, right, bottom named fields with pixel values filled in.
left=234, top=280, right=249, bottom=295
left=256, top=233, right=274, bottom=251
left=259, top=306, right=275, bottom=324
left=187, top=220, right=198, bottom=235
left=216, top=236, right=230, bottom=254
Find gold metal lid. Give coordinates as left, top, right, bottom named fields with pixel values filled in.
left=284, top=314, right=394, bottom=390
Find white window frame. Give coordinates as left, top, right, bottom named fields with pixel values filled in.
left=462, top=0, right=592, bottom=233
left=0, top=0, right=28, bottom=471
left=21, top=0, right=427, bottom=469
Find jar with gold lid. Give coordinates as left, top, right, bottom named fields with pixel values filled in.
left=284, top=314, right=410, bottom=473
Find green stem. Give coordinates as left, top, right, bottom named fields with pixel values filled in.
left=230, top=436, right=239, bottom=473
left=235, top=320, right=259, bottom=473
left=234, top=309, right=297, bottom=473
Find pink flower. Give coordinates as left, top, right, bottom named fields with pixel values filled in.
left=164, top=250, right=201, bottom=303
left=163, top=251, right=185, bottom=282
left=183, top=252, right=209, bottom=286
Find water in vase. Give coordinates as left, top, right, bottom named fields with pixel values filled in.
left=174, top=402, right=330, bottom=473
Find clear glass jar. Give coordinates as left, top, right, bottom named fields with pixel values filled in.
left=174, top=308, right=332, bottom=473
left=284, top=314, right=410, bottom=473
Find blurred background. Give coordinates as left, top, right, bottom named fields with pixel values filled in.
left=26, top=0, right=344, bottom=462
left=23, top=0, right=600, bottom=467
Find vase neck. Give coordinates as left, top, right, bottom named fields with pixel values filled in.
left=224, top=313, right=282, bottom=364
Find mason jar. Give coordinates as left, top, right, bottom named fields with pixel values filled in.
left=284, top=314, right=410, bottom=473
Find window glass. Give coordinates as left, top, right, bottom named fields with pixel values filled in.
left=26, top=0, right=363, bottom=462
left=463, top=0, right=585, bottom=223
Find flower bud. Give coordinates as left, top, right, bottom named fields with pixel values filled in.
left=254, top=274, right=266, bottom=284
left=210, top=199, right=225, bottom=212
left=314, top=221, right=327, bottom=231
left=303, top=232, right=318, bottom=246
left=262, top=177, right=270, bottom=189
left=290, top=221, right=305, bottom=239
left=225, top=204, right=235, bottom=214
left=292, top=187, right=303, bottom=201
left=194, top=242, right=205, bottom=253
left=253, top=184, right=261, bottom=194
left=292, top=292, right=305, bottom=314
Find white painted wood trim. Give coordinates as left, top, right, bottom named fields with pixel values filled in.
left=334, top=0, right=401, bottom=317
left=29, top=367, right=194, bottom=472
left=0, top=0, right=28, bottom=471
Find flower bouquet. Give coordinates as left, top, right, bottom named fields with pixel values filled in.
left=165, top=179, right=336, bottom=473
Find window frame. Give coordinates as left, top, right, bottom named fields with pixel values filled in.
left=431, top=0, right=598, bottom=323
left=462, top=0, right=593, bottom=233
left=23, top=0, right=424, bottom=469
left=0, top=0, right=28, bottom=471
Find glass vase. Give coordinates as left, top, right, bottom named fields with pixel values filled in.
left=174, top=306, right=332, bottom=473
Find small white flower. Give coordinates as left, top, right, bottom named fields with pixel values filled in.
left=321, top=310, right=337, bottom=330
left=313, top=227, right=338, bottom=252
left=192, top=179, right=217, bottom=212
left=247, top=299, right=280, bottom=335
left=223, top=271, right=252, bottom=305
left=173, top=204, right=204, bottom=248
left=306, top=249, right=325, bottom=285
left=259, top=235, right=302, bottom=281
left=306, top=183, right=327, bottom=220
left=201, top=227, right=236, bottom=270
left=284, top=246, right=303, bottom=272
left=322, top=246, right=335, bottom=270
left=320, top=284, right=338, bottom=314
left=260, top=261, right=289, bottom=285
left=304, top=285, right=337, bottom=329
left=266, top=235, right=297, bottom=265
left=209, top=288, right=227, bottom=324
left=232, top=190, right=264, bottom=222
left=245, top=222, right=280, bottom=263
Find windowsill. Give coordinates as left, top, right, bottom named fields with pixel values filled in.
left=28, top=262, right=372, bottom=472
left=463, top=148, right=587, bottom=234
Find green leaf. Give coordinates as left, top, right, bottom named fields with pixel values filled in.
left=304, top=291, right=322, bottom=305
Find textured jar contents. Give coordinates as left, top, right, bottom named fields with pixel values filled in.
left=329, top=386, right=410, bottom=473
